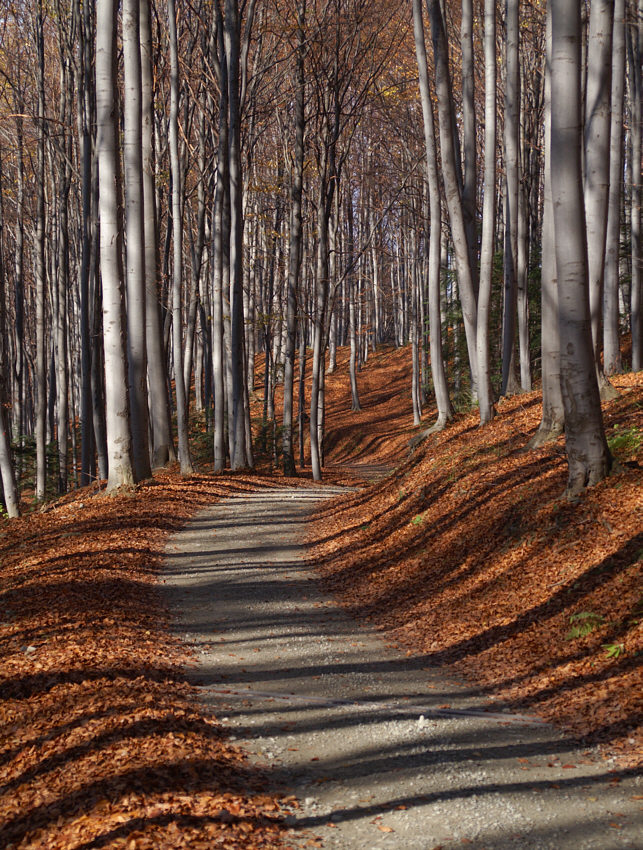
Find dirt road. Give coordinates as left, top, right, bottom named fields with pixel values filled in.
left=163, top=486, right=641, bottom=849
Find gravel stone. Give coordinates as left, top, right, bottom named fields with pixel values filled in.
left=164, top=486, right=642, bottom=849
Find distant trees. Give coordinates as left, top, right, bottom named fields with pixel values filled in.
left=0, top=0, right=640, bottom=514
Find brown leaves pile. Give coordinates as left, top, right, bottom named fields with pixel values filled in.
left=0, top=473, right=295, bottom=849
left=309, top=351, right=642, bottom=768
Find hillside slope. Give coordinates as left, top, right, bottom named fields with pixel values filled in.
left=310, top=347, right=642, bottom=767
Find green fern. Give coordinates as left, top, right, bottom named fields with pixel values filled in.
left=602, top=642, right=625, bottom=659
left=565, top=611, right=604, bottom=640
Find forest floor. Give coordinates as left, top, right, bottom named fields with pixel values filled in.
left=0, top=345, right=641, bottom=848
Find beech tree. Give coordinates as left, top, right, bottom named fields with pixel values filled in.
left=96, top=0, right=135, bottom=491
left=550, top=0, right=611, bottom=496
left=0, top=0, right=638, bottom=503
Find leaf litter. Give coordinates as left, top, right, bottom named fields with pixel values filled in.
left=0, top=473, right=306, bottom=849
left=1, top=346, right=641, bottom=849
left=308, top=347, right=642, bottom=770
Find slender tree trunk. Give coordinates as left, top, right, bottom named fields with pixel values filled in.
left=124, top=0, right=152, bottom=481
left=477, top=0, right=497, bottom=424
left=428, top=0, right=478, bottom=395
left=551, top=0, right=611, bottom=496
left=35, top=0, right=47, bottom=500
left=78, top=0, right=94, bottom=484
left=347, top=193, right=361, bottom=411
left=310, top=189, right=329, bottom=481
left=168, top=0, right=193, bottom=474
left=461, top=0, right=478, bottom=292
left=501, top=0, right=521, bottom=396
left=141, top=0, right=175, bottom=467
left=0, top=162, right=19, bottom=516
left=604, top=0, right=626, bottom=375
left=628, top=1, right=642, bottom=369
left=413, top=0, right=453, bottom=432
left=584, top=0, right=617, bottom=399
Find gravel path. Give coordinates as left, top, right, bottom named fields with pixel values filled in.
left=163, top=486, right=641, bottom=849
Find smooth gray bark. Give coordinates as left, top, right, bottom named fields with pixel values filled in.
left=77, top=0, right=94, bottom=484
left=96, top=0, right=135, bottom=490
left=584, top=0, right=617, bottom=399
left=412, top=0, right=453, bottom=432
left=551, top=0, right=611, bottom=496
left=168, top=0, right=193, bottom=475
left=124, top=0, right=152, bottom=481
left=529, top=3, right=564, bottom=448
left=603, top=0, right=626, bottom=375
left=428, top=0, right=478, bottom=395
left=461, top=0, right=478, bottom=293
left=35, top=0, right=47, bottom=500
left=141, top=0, right=175, bottom=467
left=501, top=0, right=521, bottom=396
left=628, top=0, right=642, bottom=370
left=477, top=0, right=497, bottom=424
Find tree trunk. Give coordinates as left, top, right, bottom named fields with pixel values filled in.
left=347, top=192, right=361, bottom=411
left=141, top=0, right=175, bottom=467
left=461, top=0, right=478, bottom=293
left=78, top=0, right=94, bottom=484
left=628, top=1, right=642, bottom=370
left=584, top=0, right=617, bottom=399
left=124, top=0, right=152, bottom=481
left=603, top=0, right=626, bottom=375
left=551, top=0, right=611, bottom=496
left=477, top=0, right=497, bottom=424
left=35, top=0, right=47, bottom=500
left=413, top=0, right=453, bottom=432
left=529, top=2, right=565, bottom=448
left=501, top=0, right=521, bottom=397
left=428, top=0, right=478, bottom=395
left=96, top=0, right=135, bottom=490
left=168, top=0, right=193, bottom=474
left=225, top=0, right=248, bottom=469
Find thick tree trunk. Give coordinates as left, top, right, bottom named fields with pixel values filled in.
left=529, top=3, right=564, bottom=448
left=551, top=0, right=611, bottom=496
left=0, top=170, right=19, bottom=516
left=225, top=0, right=248, bottom=469
left=96, top=0, right=134, bottom=490
left=212, top=20, right=229, bottom=473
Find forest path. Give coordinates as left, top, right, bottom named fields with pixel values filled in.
left=163, top=486, right=641, bottom=850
